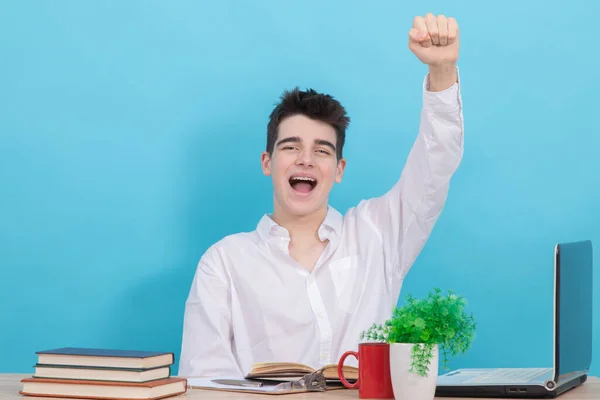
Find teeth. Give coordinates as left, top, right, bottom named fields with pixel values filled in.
left=291, top=176, right=316, bottom=182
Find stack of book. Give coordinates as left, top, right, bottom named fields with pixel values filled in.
left=19, top=347, right=187, bottom=400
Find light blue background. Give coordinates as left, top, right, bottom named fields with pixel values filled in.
left=1, top=0, right=598, bottom=377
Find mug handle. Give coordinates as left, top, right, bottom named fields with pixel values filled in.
left=337, top=351, right=359, bottom=389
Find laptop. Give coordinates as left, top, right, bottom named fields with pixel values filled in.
left=436, top=240, right=593, bottom=398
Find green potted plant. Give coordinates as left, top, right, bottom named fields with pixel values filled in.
left=360, top=288, right=476, bottom=400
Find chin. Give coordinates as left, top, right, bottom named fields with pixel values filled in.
left=285, top=202, right=326, bottom=217
left=283, top=189, right=329, bottom=217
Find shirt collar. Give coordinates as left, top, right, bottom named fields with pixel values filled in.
left=256, top=206, right=343, bottom=242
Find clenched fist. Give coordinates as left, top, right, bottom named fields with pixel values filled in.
left=409, top=13, right=459, bottom=67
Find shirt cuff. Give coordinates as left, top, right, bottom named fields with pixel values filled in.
left=422, top=66, right=462, bottom=112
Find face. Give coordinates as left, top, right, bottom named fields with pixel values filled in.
left=261, top=115, right=346, bottom=218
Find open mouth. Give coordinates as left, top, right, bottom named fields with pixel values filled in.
left=289, top=175, right=317, bottom=194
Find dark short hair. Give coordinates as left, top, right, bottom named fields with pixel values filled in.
left=266, top=87, right=350, bottom=159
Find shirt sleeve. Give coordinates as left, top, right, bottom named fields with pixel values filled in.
left=354, top=68, right=464, bottom=279
left=177, top=245, right=243, bottom=378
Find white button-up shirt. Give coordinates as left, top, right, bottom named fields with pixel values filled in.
left=178, top=72, right=464, bottom=378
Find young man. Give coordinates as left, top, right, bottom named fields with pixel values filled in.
left=178, top=13, right=464, bottom=378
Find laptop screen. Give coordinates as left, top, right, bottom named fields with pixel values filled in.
left=555, top=240, right=593, bottom=383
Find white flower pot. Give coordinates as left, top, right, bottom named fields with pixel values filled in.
left=389, top=343, right=438, bottom=400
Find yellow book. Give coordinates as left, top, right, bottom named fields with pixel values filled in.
left=245, top=361, right=358, bottom=382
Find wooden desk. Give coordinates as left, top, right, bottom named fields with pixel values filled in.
left=2, top=374, right=599, bottom=399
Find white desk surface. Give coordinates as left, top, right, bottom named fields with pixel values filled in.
left=2, top=374, right=599, bottom=400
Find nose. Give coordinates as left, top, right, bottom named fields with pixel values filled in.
left=295, top=149, right=315, bottom=167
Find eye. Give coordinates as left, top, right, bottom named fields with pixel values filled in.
left=316, top=149, right=330, bottom=155
left=282, top=146, right=298, bottom=151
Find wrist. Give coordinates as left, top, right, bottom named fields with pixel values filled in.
left=427, top=63, right=458, bottom=92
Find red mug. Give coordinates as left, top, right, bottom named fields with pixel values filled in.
left=337, top=342, right=394, bottom=399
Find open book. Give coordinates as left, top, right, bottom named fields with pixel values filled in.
left=187, top=361, right=358, bottom=395
left=245, top=362, right=358, bottom=382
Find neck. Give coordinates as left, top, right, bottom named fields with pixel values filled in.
left=271, top=204, right=328, bottom=243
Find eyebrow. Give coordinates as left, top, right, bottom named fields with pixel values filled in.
left=276, top=136, right=336, bottom=152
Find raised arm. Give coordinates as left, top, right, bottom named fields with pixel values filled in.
left=354, top=13, right=464, bottom=278
left=178, top=245, right=242, bottom=378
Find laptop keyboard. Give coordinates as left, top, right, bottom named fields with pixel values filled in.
left=463, top=368, right=551, bottom=384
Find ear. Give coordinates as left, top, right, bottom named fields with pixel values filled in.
left=261, top=151, right=272, bottom=176
left=335, top=157, right=346, bottom=183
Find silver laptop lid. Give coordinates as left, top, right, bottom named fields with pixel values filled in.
left=553, top=240, right=593, bottom=386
